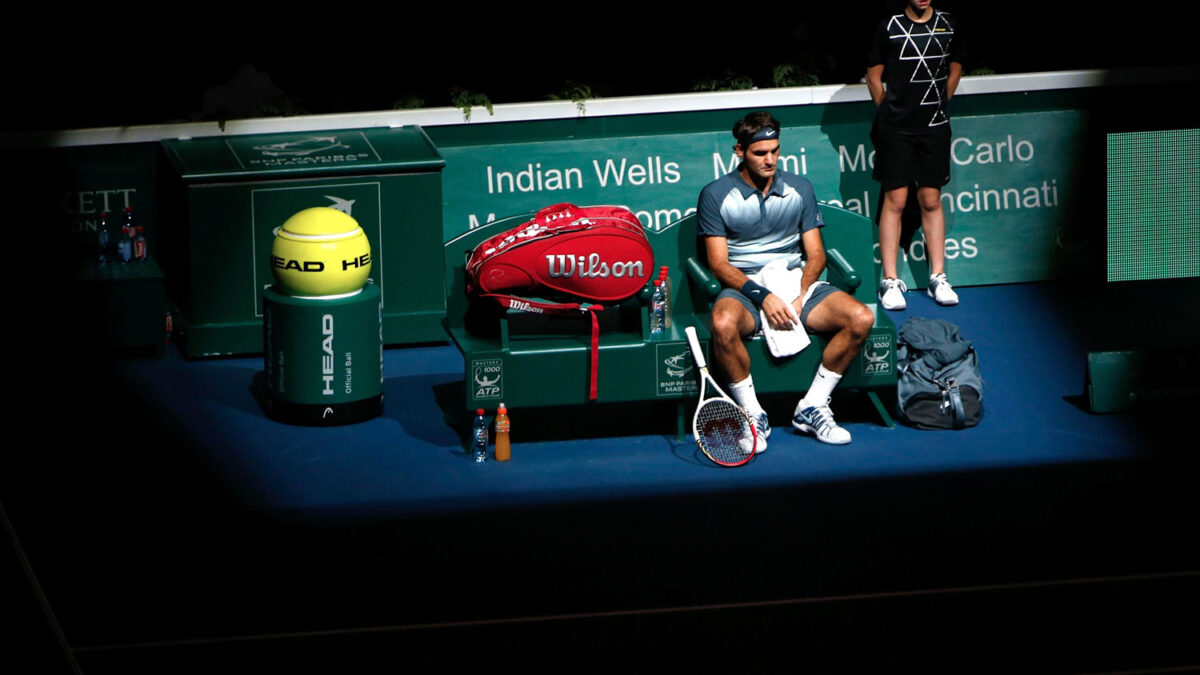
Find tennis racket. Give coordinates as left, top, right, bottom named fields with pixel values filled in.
left=684, top=325, right=758, bottom=466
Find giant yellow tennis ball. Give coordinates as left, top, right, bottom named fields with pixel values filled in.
left=271, top=207, right=372, bottom=296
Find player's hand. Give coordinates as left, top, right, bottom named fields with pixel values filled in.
left=792, top=294, right=806, bottom=322
left=762, top=294, right=801, bottom=331
left=792, top=282, right=812, bottom=315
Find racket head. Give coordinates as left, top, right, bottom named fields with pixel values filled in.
left=693, top=397, right=757, bottom=467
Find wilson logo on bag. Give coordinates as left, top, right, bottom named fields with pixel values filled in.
left=465, top=203, right=655, bottom=399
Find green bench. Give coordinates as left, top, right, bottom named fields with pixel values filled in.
left=443, top=213, right=706, bottom=437
left=442, top=204, right=897, bottom=438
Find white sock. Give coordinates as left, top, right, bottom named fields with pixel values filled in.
left=729, top=376, right=765, bottom=416
left=801, top=365, right=842, bottom=407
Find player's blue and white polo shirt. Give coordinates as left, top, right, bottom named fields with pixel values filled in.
left=697, top=168, right=825, bottom=274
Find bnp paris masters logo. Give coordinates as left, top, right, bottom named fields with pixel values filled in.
left=254, top=136, right=349, bottom=157
left=862, top=334, right=893, bottom=376
left=657, top=343, right=699, bottom=397
left=238, top=132, right=377, bottom=168
left=472, top=359, right=503, bottom=400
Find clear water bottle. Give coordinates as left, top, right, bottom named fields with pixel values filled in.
left=650, top=279, right=666, bottom=335
left=117, top=226, right=133, bottom=263
left=658, top=266, right=672, bottom=329
left=472, top=409, right=488, bottom=462
left=97, top=212, right=111, bottom=265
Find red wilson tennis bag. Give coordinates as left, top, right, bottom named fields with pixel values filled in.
left=465, top=203, right=654, bottom=399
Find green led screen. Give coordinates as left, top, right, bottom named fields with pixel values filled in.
left=1107, top=129, right=1200, bottom=282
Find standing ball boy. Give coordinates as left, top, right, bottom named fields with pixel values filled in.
left=866, top=0, right=964, bottom=309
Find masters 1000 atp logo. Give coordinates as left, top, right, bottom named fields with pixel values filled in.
left=862, top=334, right=893, bottom=376
left=472, top=359, right=503, bottom=400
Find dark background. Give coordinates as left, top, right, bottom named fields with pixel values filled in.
left=5, top=3, right=1200, bottom=672
left=5, top=2, right=1197, bottom=133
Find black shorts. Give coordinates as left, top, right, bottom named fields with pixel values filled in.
left=871, top=123, right=952, bottom=192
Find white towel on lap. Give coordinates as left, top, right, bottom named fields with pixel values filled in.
left=749, top=258, right=826, bottom=358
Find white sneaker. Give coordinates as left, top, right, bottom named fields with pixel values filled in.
left=928, top=273, right=959, bottom=306
left=735, top=411, right=769, bottom=455
left=792, top=398, right=852, bottom=445
left=878, top=277, right=907, bottom=310
left=737, top=432, right=756, bottom=456
left=751, top=411, right=770, bottom=453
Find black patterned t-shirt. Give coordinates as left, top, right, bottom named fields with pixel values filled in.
left=868, top=10, right=964, bottom=133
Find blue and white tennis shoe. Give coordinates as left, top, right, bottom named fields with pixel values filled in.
left=792, top=398, right=851, bottom=445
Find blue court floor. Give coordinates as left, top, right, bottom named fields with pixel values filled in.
left=4, top=281, right=1198, bottom=672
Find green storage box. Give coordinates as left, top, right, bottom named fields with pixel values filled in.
left=162, top=127, right=445, bottom=357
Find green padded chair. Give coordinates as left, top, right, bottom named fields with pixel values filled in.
left=677, top=206, right=898, bottom=427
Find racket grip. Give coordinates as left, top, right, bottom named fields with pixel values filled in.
left=684, top=326, right=707, bottom=369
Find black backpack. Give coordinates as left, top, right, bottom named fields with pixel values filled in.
left=896, top=317, right=983, bottom=430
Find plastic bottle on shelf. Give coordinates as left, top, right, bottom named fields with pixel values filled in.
left=658, top=266, right=672, bottom=329
left=494, top=403, right=511, bottom=461
left=117, top=217, right=133, bottom=263
left=472, top=409, right=488, bottom=463
left=97, top=212, right=111, bottom=265
left=125, top=207, right=147, bottom=262
left=133, top=227, right=147, bottom=262
left=650, top=279, right=666, bottom=335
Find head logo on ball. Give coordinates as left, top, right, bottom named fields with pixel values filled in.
left=271, top=206, right=372, bottom=297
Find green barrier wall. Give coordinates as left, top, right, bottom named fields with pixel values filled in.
left=27, top=70, right=1187, bottom=355
left=427, top=95, right=1086, bottom=291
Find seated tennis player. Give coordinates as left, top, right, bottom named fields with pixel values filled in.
left=697, top=111, right=874, bottom=448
